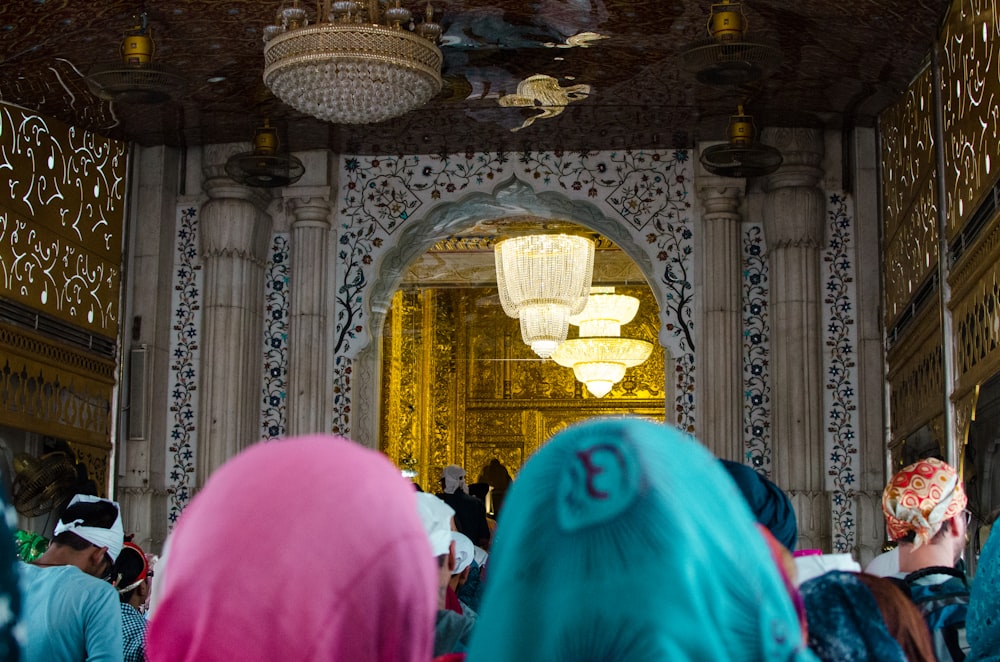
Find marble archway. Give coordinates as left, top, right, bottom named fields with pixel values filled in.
left=349, top=175, right=681, bottom=450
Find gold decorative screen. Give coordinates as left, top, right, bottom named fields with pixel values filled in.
left=939, top=0, right=1000, bottom=241
left=0, top=102, right=128, bottom=338
left=879, top=64, right=938, bottom=330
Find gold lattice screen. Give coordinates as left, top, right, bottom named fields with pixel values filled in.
left=0, top=102, right=128, bottom=338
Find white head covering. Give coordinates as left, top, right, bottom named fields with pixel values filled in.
left=442, top=465, right=468, bottom=494
left=416, top=492, right=455, bottom=557
left=451, top=532, right=474, bottom=575
left=53, top=494, right=124, bottom=562
left=473, top=545, right=489, bottom=568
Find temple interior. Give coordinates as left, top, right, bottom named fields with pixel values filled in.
left=2, top=0, right=999, bottom=571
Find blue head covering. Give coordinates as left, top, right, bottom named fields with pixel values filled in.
left=967, top=526, right=1000, bottom=662
left=721, top=459, right=798, bottom=551
left=799, top=571, right=906, bottom=662
left=0, top=493, right=21, bottom=661
left=466, top=417, right=816, bottom=662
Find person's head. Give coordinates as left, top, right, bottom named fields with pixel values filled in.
left=416, top=492, right=456, bottom=608
left=48, top=494, right=124, bottom=578
left=146, top=435, right=437, bottom=662
left=882, top=458, right=967, bottom=565
left=721, top=459, right=798, bottom=551
left=450, top=532, right=474, bottom=588
left=467, top=417, right=814, bottom=661
left=854, top=573, right=936, bottom=662
left=967, top=516, right=1000, bottom=662
left=799, top=571, right=914, bottom=662
left=113, top=541, right=151, bottom=608
left=440, top=465, right=467, bottom=495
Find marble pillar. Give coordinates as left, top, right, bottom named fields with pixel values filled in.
left=196, top=145, right=273, bottom=487
left=286, top=193, right=331, bottom=436
left=761, top=127, right=831, bottom=551
left=696, top=174, right=746, bottom=461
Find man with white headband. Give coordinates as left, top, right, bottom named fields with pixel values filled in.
left=882, top=457, right=971, bottom=661
left=19, top=493, right=125, bottom=662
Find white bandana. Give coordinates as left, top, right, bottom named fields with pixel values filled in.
left=53, top=494, right=124, bottom=562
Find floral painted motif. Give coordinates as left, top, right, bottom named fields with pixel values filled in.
left=167, top=206, right=201, bottom=527
left=337, top=149, right=696, bottom=434
left=742, top=223, right=771, bottom=475
left=824, top=193, right=860, bottom=553
left=331, top=355, right=352, bottom=435
left=261, top=234, right=289, bottom=440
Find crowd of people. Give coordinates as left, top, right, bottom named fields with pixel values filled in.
left=2, top=416, right=998, bottom=661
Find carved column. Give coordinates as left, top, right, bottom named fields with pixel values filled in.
left=696, top=174, right=745, bottom=461
left=286, top=193, right=331, bottom=435
left=761, top=127, right=830, bottom=550
left=197, top=145, right=272, bottom=487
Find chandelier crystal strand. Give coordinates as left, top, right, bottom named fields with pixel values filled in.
left=494, top=234, right=595, bottom=358
left=551, top=287, right=654, bottom=397
left=262, top=0, right=443, bottom=125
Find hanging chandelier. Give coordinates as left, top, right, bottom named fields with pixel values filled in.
left=495, top=234, right=595, bottom=358
left=262, top=0, right=443, bottom=125
left=552, top=288, right=654, bottom=398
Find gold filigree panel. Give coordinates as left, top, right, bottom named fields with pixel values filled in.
left=883, top=176, right=939, bottom=328
left=380, top=285, right=666, bottom=486
left=951, top=264, right=1000, bottom=395
left=886, top=306, right=944, bottom=439
left=0, top=323, right=115, bottom=448
left=880, top=64, right=936, bottom=240
left=940, top=0, right=1000, bottom=240
left=0, top=103, right=127, bottom=338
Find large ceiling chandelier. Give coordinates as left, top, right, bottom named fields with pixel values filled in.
left=552, top=288, right=654, bottom=398
left=262, top=0, right=443, bottom=125
left=495, top=234, right=595, bottom=359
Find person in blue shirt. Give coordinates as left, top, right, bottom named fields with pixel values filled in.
left=19, top=494, right=124, bottom=662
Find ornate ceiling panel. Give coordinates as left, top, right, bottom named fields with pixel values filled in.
left=0, top=0, right=949, bottom=154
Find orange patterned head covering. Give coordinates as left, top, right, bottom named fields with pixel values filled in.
left=882, top=458, right=967, bottom=548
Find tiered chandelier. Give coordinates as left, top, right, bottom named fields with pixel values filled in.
left=552, top=287, right=654, bottom=397
left=494, top=234, right=595, bottom=359
left=262, top=0, right=443, bottom=125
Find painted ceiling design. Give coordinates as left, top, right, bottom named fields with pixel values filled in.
left=0, top=0, right=949, bottom=154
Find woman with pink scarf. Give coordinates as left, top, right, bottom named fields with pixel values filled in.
left=146, top=434, right=438, bottom=661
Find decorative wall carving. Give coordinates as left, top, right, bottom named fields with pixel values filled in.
left=940, top=0, right=1000, bottom=241
left=878, top=66, right=938, bottom=329
left=0, top=103, right=127, bottom=338
left=260, top=233, right=289, bottom=439
left=0, top=323, right=114, bottom=447
left=886, top=305, right=944, bottom=440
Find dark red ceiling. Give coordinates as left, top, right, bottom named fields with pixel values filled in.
left=0, top=0, right=949, bottom=154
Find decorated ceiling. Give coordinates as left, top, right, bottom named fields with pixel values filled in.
left=0, top=0, right=948, bottom=154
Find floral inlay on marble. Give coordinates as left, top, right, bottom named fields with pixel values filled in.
left=166, top=206, right=201, bottom=527
left=824, top=193, right=860, bottom=554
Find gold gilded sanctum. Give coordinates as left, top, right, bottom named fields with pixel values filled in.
left=380, top=286, right=665, bottom=489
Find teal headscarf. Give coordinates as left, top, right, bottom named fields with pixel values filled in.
left=466, top=417, right=816, bottom=662
left=967, top=525, right=1000, bottom=662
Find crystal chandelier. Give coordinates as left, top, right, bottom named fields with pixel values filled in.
left=262, top=0, right=443, bottom=125
left=552, top=288, right=654, bottom=397
left=495, top=234, right=595, bottom=358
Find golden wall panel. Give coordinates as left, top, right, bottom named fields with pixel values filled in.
left=939, top=0, right=1000, bottom=240
left=880, top=64, right=936, bottom=241
left=886, top=305, right=944, bottom=440
left=0, top=103, right=127, bottom=338
left=381, top=285, right=665, bottom=488
left=883, top=176, right=939, bottom=328
left=67, top=441, right=110, bottom=499
left=0, top=323, right=114, bottom=447
left=950, top=252, right=1000, bottom=398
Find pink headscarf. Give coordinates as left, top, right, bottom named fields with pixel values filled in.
left=147, top=435, right=437, bottom=662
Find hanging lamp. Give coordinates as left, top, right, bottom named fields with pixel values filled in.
left=552, top=287, right=653, bottom=398
left=494, top=234, right=595, bottom=358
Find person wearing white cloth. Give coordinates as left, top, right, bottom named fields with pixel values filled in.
left=19, top=494, right=125, bottom=662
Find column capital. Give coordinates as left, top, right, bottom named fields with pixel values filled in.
left=697, top=176, right=745, bottom=217
left=287, top=192, right=332, bottom=227
left=762, top=127, right=825, bottom=190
